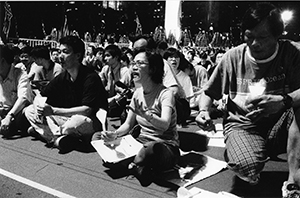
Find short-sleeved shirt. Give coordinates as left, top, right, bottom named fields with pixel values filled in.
left=0, top=65, right=31, bottom=114
left=163, top=59, right=178, bottom=88
left=176, top=70, right=194, bottom=99
left=41, top=65, right=108, bottom=115
left=204, top=40, right=300, bottom=133
left=99, top=64, right=130, bottom=97
left=130, top=85, right=179, bottom=146
left=191, top=65, right=208, bottom=89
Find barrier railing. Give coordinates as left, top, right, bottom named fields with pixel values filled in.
left=14, top=38, right=130, bottom=49
left=18, top=38, right=59, bottom=48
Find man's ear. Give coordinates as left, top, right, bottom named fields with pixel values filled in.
left=75, top=52, right=82, bottom=62
left=0, top=58, right=6, bottom=66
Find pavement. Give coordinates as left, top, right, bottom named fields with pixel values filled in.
left=0, top=116, right=289, bottom=198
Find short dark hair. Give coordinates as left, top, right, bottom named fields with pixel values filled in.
left=163, top=47, right=188, bottom=71
left=104, top=45, right=122, bottom=61
left=50, top=48, right=59, bottom=54
left=242, top=2, right=284, bottom=37
left=133, top=35, right=157, bottom=55
left=163, top=47, right=181, bottom=60
left=20, top=46, right=32, bottom=55
left=120, top=53, right=130, bottom=65
left=135, top=49, right=164, bottom=84
left=87, top=45, right=96, bottom=55
left=95, top=47, right=104, bottom=54
left=187, top=49, right=195, bottom=57
left=157, top=41, right=168, bottom=51
left=0, top=45, right=15, bottom=65
left=59, top=35, right=85, bottom=62
left=31, top=45, right=50, bottom=60
left=199, top=52, right=208, bottom=59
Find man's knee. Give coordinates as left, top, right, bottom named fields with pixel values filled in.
left=225, top=131, right=267, bottom=178
left=288, top=109, right=300, bottom=142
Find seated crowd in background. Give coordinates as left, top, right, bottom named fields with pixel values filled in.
left=0, top=33, right=227, bottom=147
left=3, top=4, right=300, bottom=196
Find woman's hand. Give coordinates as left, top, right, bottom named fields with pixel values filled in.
left=100, top=130, right=118, bottom=142
left=128, top=98, right=150, bottom=118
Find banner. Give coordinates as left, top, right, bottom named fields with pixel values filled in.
left=2, top=2, right=13, bottom=39
left=62, top=14, right=70, bottom=38
left=135, top=14, right=142, bottom=35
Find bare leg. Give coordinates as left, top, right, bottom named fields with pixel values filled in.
left=287, top=108, right=300, bottom=185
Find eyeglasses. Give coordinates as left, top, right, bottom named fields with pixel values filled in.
left=130, top=61, right=149, bottom=67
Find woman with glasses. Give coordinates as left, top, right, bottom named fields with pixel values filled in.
left=94, top=49, right=180, bottom=187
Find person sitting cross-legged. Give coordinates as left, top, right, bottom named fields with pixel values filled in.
left=0, top=44, right=32, bottom=138
left=93, top=49, right=180, bottom=187
left=25, top=36, right=108, bottom=154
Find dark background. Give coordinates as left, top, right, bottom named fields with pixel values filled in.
left=1, top=1, right=300, bottom=42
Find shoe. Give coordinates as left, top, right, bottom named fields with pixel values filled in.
left=282, top=181, right=300, bottom=198
left=27, top=126, right=46, bottom=142
left=128, top=163, right=153, bottom=187
left=27, top=126, right=37, bottom=136
left=54, top=135, right=81, bottom=154
left=236, top=173, right=260, bottom=186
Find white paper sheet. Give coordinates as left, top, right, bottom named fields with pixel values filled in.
left=91, top=135, right=143, bottom=163
left=180, top=152, right=227, bottom=187
left=177, top=187, right=240, bottom=198
left=163, top=151, right=227, bottom=187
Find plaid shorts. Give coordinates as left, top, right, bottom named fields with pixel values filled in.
left=225, top=108, right=294, bottom=179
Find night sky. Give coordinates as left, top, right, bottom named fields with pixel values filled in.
left=3, top=1, right=300, bottom=41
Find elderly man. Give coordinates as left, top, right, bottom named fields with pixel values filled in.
left=195, top=3, right=300, bottom=197
left=25, top=36, right=108, bottom=153
left=0, top=44, right=32, bottom=138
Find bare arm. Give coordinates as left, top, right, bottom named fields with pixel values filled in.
left=198, top=92, right=213, bottom=110
left=41, top=105, right=92, bottom=117
left=115, top=108, right=137, bottom=136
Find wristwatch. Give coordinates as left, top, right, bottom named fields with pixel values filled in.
left=282, top=93, right=293, bottom=109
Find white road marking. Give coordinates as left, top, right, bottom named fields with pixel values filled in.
left=0, top=167, right=76, bottom=198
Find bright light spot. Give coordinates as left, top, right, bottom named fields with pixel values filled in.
left=281, top=10, right=293, bottom=24
left=165, top=0, right=181, bottom=42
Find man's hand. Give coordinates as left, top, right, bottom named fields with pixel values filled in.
left=0, top=115, right=12, bottom=135
left=245, top=94, right=285, bottom=122
left=36, top=103, right=54, bottom=117
left=195, top=110, right=214, bottom=131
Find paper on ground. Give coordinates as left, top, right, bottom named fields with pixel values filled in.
left=182, top=153, right=227, bottom=187
left=178, top=187, right=240, bottom=198
left=91, top=135, right=143, bottom=163
left=170, top=151, right=227, bottom=188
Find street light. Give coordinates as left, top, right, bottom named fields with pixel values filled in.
left=281, top=10, right=293, bottom=26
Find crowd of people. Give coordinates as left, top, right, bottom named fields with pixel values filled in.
left=1, top=2, right=300, bottom=197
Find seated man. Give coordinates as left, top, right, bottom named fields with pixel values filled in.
left=0, top=44, right=32, bottom=138
left=25, top=36, right=108, bottom=153
left=14, top=45, right=37, bottom=80
left=195, top=3, right=300, bottom=197
left=30, top=45, right=64, bottom=94
left=99, top=44, right=131, bottom=118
